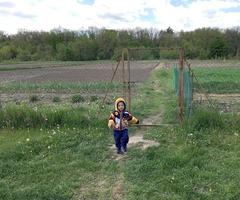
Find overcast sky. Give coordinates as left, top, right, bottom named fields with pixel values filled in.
left=0, top=0, right=239, bottom=34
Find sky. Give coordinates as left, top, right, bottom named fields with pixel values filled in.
left=0, top=0, right=239, bottom=34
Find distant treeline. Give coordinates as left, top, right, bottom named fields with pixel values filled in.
left=0, top=27, right=239, bottom=61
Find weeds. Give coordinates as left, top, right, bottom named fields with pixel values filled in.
left=71, top=95, right=85, bottom=103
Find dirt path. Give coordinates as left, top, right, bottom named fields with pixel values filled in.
left=110, top=112, right=162, bottom=161
left=110, top=110, right=163, bottom=199
left=74, top=61, right=164, bottom=199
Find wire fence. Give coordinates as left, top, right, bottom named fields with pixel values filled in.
left=2, top=50, right=238, bottom=122
left=174, top=59, right=240, bottom=117
left=190, top=60, right=240, bottom=115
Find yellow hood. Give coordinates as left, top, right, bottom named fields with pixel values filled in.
left=114, top=98, right=126, bottom=111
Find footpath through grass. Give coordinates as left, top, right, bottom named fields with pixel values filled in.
left=0, top=67, right=240, bottom=199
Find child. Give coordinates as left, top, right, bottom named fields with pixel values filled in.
left=108, top=98, right=139, bottom=154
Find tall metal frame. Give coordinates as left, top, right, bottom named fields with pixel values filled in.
left=103, top=47, right=186, bottom=124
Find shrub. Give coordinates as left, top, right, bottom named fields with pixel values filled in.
left=90, top=95, right=99, bottom=102
left=52, top=96, right=61, bottom=103
left=71, top=95, right=84, bottom=103
left=29, top=95, right=40, bottom=102
left=188, top=108, right=224, bottom=131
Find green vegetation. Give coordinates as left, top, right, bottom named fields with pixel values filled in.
left=71, top=95, right=85, bottom=103
left=90, top=95, right=99, bottom=102
left=124, top=123, right=240, bottom=200
left=29, top=95, right=40, bottom=103
left=0, top=128, right=116, bottom=200
left=0, top=67, right=240, bottom=199
left=52, top=96, right=61, bottom=103
left=0, top=60, right=111, bottom=70
left=0, top=81, right=122, bottom=92
left=0, top=27, right=239, bottom=62
left=0, top=104, right=105, bottom=129
left=132, top=68, right=178, bottom=124
left=193, top=67, right=240, bottom=93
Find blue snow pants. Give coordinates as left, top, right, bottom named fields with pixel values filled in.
left=113, top=129, right=129, bottom=151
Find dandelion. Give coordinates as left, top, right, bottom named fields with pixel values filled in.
left=26, top=138, right=30, bottom=142
left=48, top=146, right=51, bottom=149
left=40, top=128, right=43, bottom=131
left=52, top=130, right=56, bottom=135
left=234, top=132, right=239, bottom=136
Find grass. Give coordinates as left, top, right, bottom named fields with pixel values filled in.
left=0, top=128, right=116, bottom=200
left=132, top=68, right=178, bottom=124
left=0, top=60, right=115, bottom=71
left=193, top=67, right=240, bottom=93
left=0, top=81, right=123, bottom=92
left=1, top=65, right=240, bottom=199
left=0, top=103, right=108, bottom=129
left=29, top=95, right=40, bottom=102
left=0, top=101, right=117, bottom=199
left=124, top=125, right=240, bottom=200
left=52, top=96, right=61, bottom=103
left=123, top=67, right=240, bottom=199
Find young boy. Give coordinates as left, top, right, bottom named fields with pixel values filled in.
left=108, top=98, right=139, bottom=154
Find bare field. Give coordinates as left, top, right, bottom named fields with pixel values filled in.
left=0, top=61, right=160, bottom=104
left=0, top=61, right=159, bottom=84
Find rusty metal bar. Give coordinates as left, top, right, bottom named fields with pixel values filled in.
left=102, top=59, right=121, bottom=105
left=130, top=124, right=177, bottom=127
left=127, top=48, right=131, bottom=113
left=122, top=50, right=126, bottom=99
left=128, top=47, right=181, bottom=51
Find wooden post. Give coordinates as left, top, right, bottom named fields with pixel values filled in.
left=178, top=48, right=184, bottom=123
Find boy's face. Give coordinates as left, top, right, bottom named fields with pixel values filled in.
left=117, top=102, right=125, bottom=111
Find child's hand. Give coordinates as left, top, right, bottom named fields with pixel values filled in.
left=115, top=124, right=120, bottom=129
left=110, top=124, right=115, bottom=129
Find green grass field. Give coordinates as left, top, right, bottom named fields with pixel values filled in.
left=0, top=81, right=122, bottom=93
left=0, top=65, right=240, bottom=199
left=193, top=67, right=240, bottom=93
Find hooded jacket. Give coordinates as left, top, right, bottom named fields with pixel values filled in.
left=108, top=98, right=139, bottom=130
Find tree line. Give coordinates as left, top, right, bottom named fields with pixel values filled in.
left=0, top=26, right=239, bottom=62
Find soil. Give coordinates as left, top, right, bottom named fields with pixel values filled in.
left=0, top=61, right=158, bottom=84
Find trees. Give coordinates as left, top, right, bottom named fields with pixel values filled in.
left=96, top=29, right=118, bottom=59
left=0, top=27, right=239, bottom=62
left=225, top=27, right=240, bottom=58
left=0, top=45, right=17, bottom=61
left=209, top=35, right=228, bottom=59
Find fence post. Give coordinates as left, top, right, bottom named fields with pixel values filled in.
left=178, top=48, right=184, bottom=123
left=122, top=49, right=126, bottom=100
left=126, top=48, right=131, bottom=113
